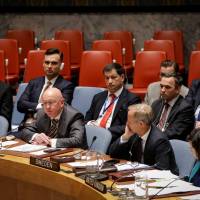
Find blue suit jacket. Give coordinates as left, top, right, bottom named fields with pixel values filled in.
left=17, top=75, right=74, bottom=114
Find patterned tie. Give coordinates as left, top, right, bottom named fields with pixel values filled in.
left=157, top=103, right=170, bottom=131
left=48, top=119, right=59, bottom=138
left=99, top=94, right=116, bottom=128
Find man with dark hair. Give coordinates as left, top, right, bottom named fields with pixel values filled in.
left=152, top=73, right=194, bottom=140
left=85, top=63, right=141, bottom=143
left=17, top=48, right=74, bottom=121
left=109, top=103, right=178, bottom=174
left=145, top=60, right=188, bottom=105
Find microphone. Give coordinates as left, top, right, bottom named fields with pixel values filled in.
left=89, top=136, right=97, bottom=150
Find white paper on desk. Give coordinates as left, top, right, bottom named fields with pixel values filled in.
left=115, top=162, right=148, bottom=171
left=181, top=194, right=200, bottom=199
left=30, top=150, right=47, bottom=156
left=7, top=144, right=47, bottom=152
left=68, top=160, right=103, bottom=167
left=2, top=140, right=18, bottom=147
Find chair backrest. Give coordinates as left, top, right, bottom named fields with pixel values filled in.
left=196, top=40, right=200, bottom=50
left=0, top=39, right=19, bottom=75
left=23, top=50, right=45, bottom=83
left=144, top=39, right=175, bottom=61
left=133, top=51, right=166, bottom=88
left=0, top=50, right=5, bottom=81
left=40, top=40, right=71, bottom=80
left=188, top=51, right=200, bottom=86
left=170, top=139, right=196, bottom=177
left=0, top=116, right=9, bottom=136
left=11, top=83, right=28, bottom=127
left=153, top=30, right=184, bottom=71
left=79, top=51, right=112, bottom=87
left=6, top=29, right=35, bottom=64
left=104, top=31, right=134, bottom=67
left=55, top=30, right=84, bottom=65
left=85, top=125, right=112, bottom=153
left=92, top=40, right=122, bottom=64
left=71, top=86, right=105, bottom=117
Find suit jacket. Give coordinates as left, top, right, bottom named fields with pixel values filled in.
left=145, top=81, right=189, bottom=106
left=185, top=79, right=200, bottom=110
left=17, top=75, right=74, bottom=114
left=0, top=81, right=13, bottom=126
left=152, top=95, right=195, bottom=140
left=20, top=105, right=87, bottom=148
left=109, top=125, right=178, bottom=174
left=85, top=88, right=141, bottom=142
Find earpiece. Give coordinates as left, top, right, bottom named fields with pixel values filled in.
left=60, top=62, right=64, bottom=70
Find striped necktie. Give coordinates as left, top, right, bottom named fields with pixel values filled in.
left=48, top=119, right=59, bottom=138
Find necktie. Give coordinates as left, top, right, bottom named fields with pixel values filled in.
left=197, top=111, right=200, bottom=121
left=99, top=94, right=116, bottom=128
left=189, top=160, right=200, bottom=182
left=39, top=81, right=52, bottom=103
left=157, top=103, right=169, bottom=131
left=136, top=137, right=143, bottom=163
left=48, top=119, right=59, bottom=138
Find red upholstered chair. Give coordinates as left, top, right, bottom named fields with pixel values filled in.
left=188, top=51, right=200, bottom=86
left=104, top=31, right=134, bottom=76
left=79, top=51, right=112, bottom=87
left=153, top=30, right=184, bottom=73
left=0, top=39, right=19, bottom=84
left=55, top=30, right=84, bottom=74
left=144, top=39, right=175, bottom=61
left=92, top=40, right=122, bottom=65
left=129, top=51, right=166, bottom=100
left=23, top=50, right=45, bottom=83
left=6, top=29, right=35, bottom=70
left=0, top=50, right=5, bottom=81
left=196, top=40, right=200, bottom=50
left=40, top=40, right=71, bottom=80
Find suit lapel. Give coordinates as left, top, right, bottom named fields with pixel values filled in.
left=57, top=107, right=68, bottom=137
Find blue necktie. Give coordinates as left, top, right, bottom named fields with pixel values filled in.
left=189, top=160, right=200, bottom=182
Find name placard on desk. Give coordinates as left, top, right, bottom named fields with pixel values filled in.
left=30, top=156, right=60, bottom=172
left=85, top=176, right=107, bottom=194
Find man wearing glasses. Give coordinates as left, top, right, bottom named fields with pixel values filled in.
left=17, top=48, right=74, bottom=122
left=20, top=88, right=87, bottom=148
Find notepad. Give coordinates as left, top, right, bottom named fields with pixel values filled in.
left=7, top=144, right=47, bottom=152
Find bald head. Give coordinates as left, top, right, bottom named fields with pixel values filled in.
left=42, top=88, right=64, bottom=118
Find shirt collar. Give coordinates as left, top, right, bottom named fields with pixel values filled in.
left=141, top=126, right=151, bottom=141
left=167, top=95, right=180, bottom=108
left=108, top=86, right=123, bottom=98
left=45, top=76, right=58, bottom=85
left=50, top=109, right=63, bottom=120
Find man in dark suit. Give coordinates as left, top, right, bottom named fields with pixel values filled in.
left=85, top=63, right=141, bottom=143
left=0, top=81, right=13, bottom=135
left=17, top=48, right=74, bottom=121
left=20, top=88, right=87, bottom=148
left=152, top=73, right=195, bottom=140
left=185, top=79, right=200, bottom=129
left=109, top=104, right=178, bottom=174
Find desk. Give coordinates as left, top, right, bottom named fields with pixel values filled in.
left=0, top=152, right=180, bottom=200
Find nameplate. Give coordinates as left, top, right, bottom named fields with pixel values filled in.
left=85, top=176, right=107, bottom=193
left=30, top=156, right=60, bottom=172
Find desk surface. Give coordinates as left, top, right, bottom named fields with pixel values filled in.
left=0, top=149, right=181, bottom=200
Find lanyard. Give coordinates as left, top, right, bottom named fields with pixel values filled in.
left=101, top=96, right=119, bottom=115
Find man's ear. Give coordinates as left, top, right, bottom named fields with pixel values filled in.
left=60, top=62, right=64, bottom=70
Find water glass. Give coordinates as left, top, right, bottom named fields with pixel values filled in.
left=134, top=172, right=149, bottom=200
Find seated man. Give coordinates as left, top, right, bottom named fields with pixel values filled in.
left=0, top=81, right=13, bottom=135
left=152, top=73, right=195, bottom=140
left=145, top=60, right=188, bottom=105
left=85, top=63, right=141, bottom=143
left=109, top=104, right=178, bottom=174
left=17, top=48, right=74, bottom=121
left=20, top=88, right=87, bottom=148
left=185, top=79, right=200, bottom=129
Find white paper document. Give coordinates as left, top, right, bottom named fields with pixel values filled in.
left=7, top=144, right=47, bottom=152
left=2, top=140, right=18, bottom=147
left=115, top=162, right=149, bottom=171
left=68, top=160, right=103, bottom=167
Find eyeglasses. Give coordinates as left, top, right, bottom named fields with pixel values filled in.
left=44, top=61, right=59, bottom=66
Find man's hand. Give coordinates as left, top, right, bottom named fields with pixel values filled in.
left=121, top=124, right=135, bottom=141
left=32, top=133, right=51, bottom=146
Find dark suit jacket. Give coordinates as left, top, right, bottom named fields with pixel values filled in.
left=17, top=75, right=74, bottom=114
left=185, top=79, right=200, bottom=110
left=152, top=96, right=195, bottom=141
left=109, top=125, right=178, bottom=174
left=20, top=105, right=87, bottom=148
left=0, top=81, right=13, bottom=127
left=85, top=88, right=141, bottom=142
